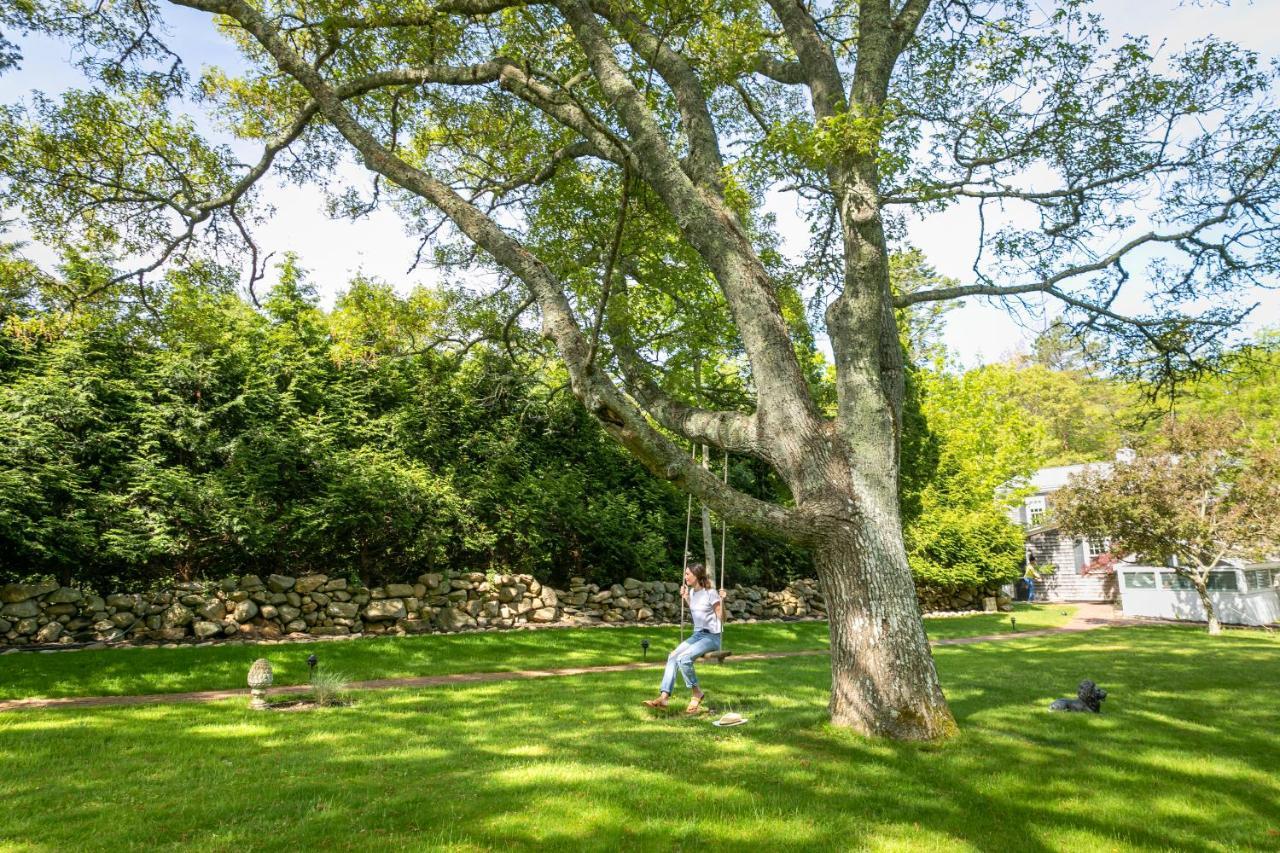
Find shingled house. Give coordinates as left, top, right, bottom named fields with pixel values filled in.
left=1009, top=451, right=1278, bottom=623
left=1006, top=452, right=1131, bottom=603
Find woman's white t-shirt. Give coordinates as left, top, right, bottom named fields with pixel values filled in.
left=688, top=586, right=722, bottom=634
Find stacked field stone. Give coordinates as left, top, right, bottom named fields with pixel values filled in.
left=0, top=572, right=1010, bottom=648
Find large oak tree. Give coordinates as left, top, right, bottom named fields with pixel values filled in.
left=4, top=0, right=1279, bottom=739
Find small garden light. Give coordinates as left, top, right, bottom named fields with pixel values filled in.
left=1010, top=616, right=1018, bottom=632
left=307, top=653, right=318, bottom=680
left=641, top=639, right=650, bottom=660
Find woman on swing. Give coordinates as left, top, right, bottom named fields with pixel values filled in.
left=643, top=562, right=726, bottom=713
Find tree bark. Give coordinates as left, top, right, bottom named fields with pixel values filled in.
left=701, top=504, right=717, bottom=572
left=811, top=489, right=956, bottom=740
left=700, top=446, right=717, bottom=570
left=1191, top=577, right=1222, bottom=635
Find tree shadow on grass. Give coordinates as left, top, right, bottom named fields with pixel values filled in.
left=0, top=626, right=1277, bottom=851
left=0, top=621, right=834, bottom=701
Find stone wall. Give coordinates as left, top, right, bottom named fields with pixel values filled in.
left=0, top=573, right=1010, bottom=648
left=915, top=583, right=1013, bottom=615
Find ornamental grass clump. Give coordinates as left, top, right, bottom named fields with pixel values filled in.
left=309, top=669, right=352, bottom=708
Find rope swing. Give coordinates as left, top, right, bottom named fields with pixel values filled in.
left=678, top=443, right=733, bottom=663
left=679, top=445, right=695, bottom=642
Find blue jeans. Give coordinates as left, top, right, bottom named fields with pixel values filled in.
left=1026, top=578, right=1036, bottom=602
left=660, top=629, right=722, bottom=695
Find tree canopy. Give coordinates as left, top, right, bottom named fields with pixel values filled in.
left=3, top=0, right=1278, bottom=739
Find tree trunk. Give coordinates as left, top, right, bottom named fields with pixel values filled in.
left=700, top=504, right=716, bottom=571
left=700, top=445, right=717, bottom=571
left=813, top=498, right=957, bottom=740
left=1192, top=578, right=1222, bottom=635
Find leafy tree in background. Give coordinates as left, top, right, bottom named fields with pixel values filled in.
left=1175, top=332, right=1280, bottom=445
left=976, top=357, right=1134, bottom=465
left=0, top=256, right=708, bottom=588
left=1054, top=416, right=1280, bottom=635
left=3, top=243, right=1034, bottom=594
left=5, top=1, right=1280, bottom=738
left=906, top=359, right=1042, bottom=591
left=984, top=327, right=1280, bottom=467
left=0, top=327, right=133, bottom=584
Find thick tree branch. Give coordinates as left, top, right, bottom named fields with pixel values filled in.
left=891, top=0, right=933, bottom=54
left=281, top=0, right=538, bottom=30
left=168, top=0, right=810, bottom=542
left=765, top=0, right=847, bottom=120
left=588, top=0, right=725, bottom=189
left=749, top=52, right=806, bottom=85
left=556, top=1, right=701, bottom=203
left=338, top=62, right=630, bottom=167
left=851, top=0, right=897, bottom=112
left=621, top=362, right=763, bottom=456
left=342, top=63, right=505, bottom=88
left=560, top=0, right=821, bottom=438
left=605, top=277, right=762, bottom=457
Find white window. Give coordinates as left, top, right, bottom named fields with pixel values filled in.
left=1244, top=569, right=1277, bottom=591
left=1025, top=495, right=1046, bottom=527
left=1123, top=571, right=1156, bottom=589
left=1073, top=536, right=1109, bottom=571
left=1206, top=570, right=1239, bottom=592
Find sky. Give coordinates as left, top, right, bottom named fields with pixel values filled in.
left=1, top=1, right=1277, bottom=367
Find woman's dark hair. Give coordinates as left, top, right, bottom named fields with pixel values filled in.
left=686, top=562, right=714, bottom=589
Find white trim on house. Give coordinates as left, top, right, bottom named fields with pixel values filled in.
left=1115, top=565, right=1280, bottom=626
left=1023, top=495, right=1047, bottom=528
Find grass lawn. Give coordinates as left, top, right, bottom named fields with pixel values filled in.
left=0, top=604, right=1072, bottom=700
left=2, top=623, right=1277, bottom=851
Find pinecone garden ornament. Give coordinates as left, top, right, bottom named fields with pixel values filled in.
left=248, top=658, right=274, bottom=710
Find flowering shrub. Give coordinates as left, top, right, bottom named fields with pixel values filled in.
left=1083, top=552, right=1119, bottom=575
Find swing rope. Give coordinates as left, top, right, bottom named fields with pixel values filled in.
left=675, top=444, right=734, bottom=661
left=719, top=448, right=728, bottom=640
left=679, top=445, right=696, bottom=643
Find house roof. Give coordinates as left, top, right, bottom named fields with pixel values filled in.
left=1017, top=461, right=1112, bottom=495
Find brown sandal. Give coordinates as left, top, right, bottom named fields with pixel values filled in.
left=685, top=695, right=705, bottom=714
left=643, top=698, right=669, bottom=709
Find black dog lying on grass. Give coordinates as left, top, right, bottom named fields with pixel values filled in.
left=1049, top=679, right=1108, bottom=713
